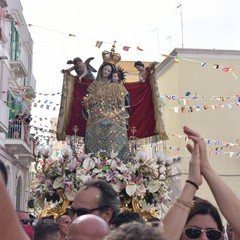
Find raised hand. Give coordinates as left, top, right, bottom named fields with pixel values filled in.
left=184, top=127, right=202, bottom=187
left=183, top=126, right=210, bottom=175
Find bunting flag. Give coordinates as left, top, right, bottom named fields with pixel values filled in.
left=174, top=57, right=181, bottom=63
left=137, top=46, right=143, bottom=51
left=123, top=46, right=130, bottom=51
left=222, top=67, right=233, bottom=72
left=95, top=41, right=103, bottom=48
left=162, top=54, right=170, bottom=59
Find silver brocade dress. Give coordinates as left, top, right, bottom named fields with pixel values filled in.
left=83, top=81, right=130, bottom=160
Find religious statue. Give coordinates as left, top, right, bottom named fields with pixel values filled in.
left=57, top=42, right=168, bottom=161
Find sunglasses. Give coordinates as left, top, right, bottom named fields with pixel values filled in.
left=20, top=219, right=33, bottom=225
left=183, top=227, right=223, bottom=240
left=68, top=205, right=107, bottom=218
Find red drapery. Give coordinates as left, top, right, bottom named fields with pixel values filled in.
left=65, top=74, right=157, bottom=139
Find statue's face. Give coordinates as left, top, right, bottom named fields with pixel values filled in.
left=102, top=65, right=112, bottom=79
left=135, top=65, right=144, bottom=72
left=112, top=73, right=119, bottom=83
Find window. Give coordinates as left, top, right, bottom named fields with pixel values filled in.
left=11, top=21, right=20, bottom=61
left=16, top=176, right=22, bottom=211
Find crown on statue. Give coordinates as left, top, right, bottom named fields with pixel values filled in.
left=102, top=41, right=121, bottom=65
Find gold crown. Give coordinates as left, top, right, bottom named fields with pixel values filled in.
left=102, top=41, right=121, bottom=65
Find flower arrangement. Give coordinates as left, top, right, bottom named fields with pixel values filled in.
left=31, top=145, right=173, bottom=218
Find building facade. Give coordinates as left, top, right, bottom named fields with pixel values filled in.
left=155, top=48, right=240, bottom=205
left=0, top=0, right=36, bottom=210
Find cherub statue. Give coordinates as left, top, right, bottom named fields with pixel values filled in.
left=61, top=57, right=97, bottom=82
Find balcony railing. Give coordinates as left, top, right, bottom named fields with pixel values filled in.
left=0, top=98, right=9, bottom=133
left=5, top=120, right=34, bottom=159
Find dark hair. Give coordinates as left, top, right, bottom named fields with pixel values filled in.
left=0, top=160, right=8, bottom=185
left=134, top=61, right=144, bottom=68
left=34, top=218, right=59, bottom=240
left=111, top=211, right=144, bottom=228
left=104, top=222, right=164, bottom=240
left=96, top=62, right=115, bottom=81
left=84, top=180, right=120, bottom=223
left=187, top=198, right=224, bottom=232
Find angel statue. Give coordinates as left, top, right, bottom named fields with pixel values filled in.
left=61, top=57, right=97, bottom=82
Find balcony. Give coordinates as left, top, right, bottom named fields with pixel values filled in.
left=22, top=74, right=36, bottom=99
left=10, top=60, right=27, bottom=79
left=0, top=99, right=9, bottom=133
left=5, top=120, right=35, bottom=165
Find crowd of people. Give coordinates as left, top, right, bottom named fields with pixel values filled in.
left=1, top=126, right=240, bottom=240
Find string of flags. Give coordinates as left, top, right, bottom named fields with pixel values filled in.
left=2, top=15, right=240, bottom=74
left=3, top=89, right=240, bottom=103
left=161, top=54, right=238, bottom=79
left=162, top=102, right=240, bottom=113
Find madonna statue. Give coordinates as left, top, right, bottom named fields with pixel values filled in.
left=57, top=44, right=168, bottom=161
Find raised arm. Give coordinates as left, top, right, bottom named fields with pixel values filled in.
left=0, top=177, right=29, bottom=240
left=162, top=128, right=202, bottom=240
left=184, top=126, right=240, bottom=238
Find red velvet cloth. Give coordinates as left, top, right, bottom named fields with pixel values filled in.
left=66, top=70, right=156, bottom=139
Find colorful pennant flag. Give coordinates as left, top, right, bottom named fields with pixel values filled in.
left=95, top=41, right=103, bottom=48
left=174, top=57, right=181, bottom=63
left=137, top=46, right=143, bottom=51
left=123, top=46, right=130, bottom=51
left=222, top=67, right=233, bottom=72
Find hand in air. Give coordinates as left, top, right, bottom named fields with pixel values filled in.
left=183, top=126, right=210, bottom=175
left=183, top=126, right=202, bottom=187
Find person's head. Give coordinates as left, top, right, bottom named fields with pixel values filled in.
left=181, top=198, right=224, bottom=240
left=111, top=211, right=144, bottom=229
left=0, top=160, right=8, bottom=185
left=96, top=63, right=115, bottom=82
left=57, top=215, right=72, bottom=239
left=17, top=211, right=34, bottom=240
left=66, top=214, right=110, bottom=240
left=69, top=180, right=120, bottom=224
left=103, top=222, right=164, bottom=240
left=134, top=61, right=145, bottom=71
left=34, top=218, right=60, bottom=240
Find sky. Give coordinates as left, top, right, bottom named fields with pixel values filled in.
left=19, top=0, right=240, bottom=124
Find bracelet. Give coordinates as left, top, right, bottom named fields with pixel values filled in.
left=185, top=180, right=199, bottom=190
left=176, top=198, right=194, bottom=208
left=173, top=202, right=190, bottom=213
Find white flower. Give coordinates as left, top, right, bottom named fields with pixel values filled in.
left=65, top=188, right=77, bottom=201
left=165, top=154, right=173, bottom=165
left=154, top=152, right=166, bottom=164
left=126, top=184, right=137, bottom=196
left=110, top=149, right=118, bottom=158
left=82, top=158, right=95, bottom=170
left=136, top=150, right=148, bottom=162
left=137, top=184, right=146, bottom=194
left=53, top=177, right=63, bottom=189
